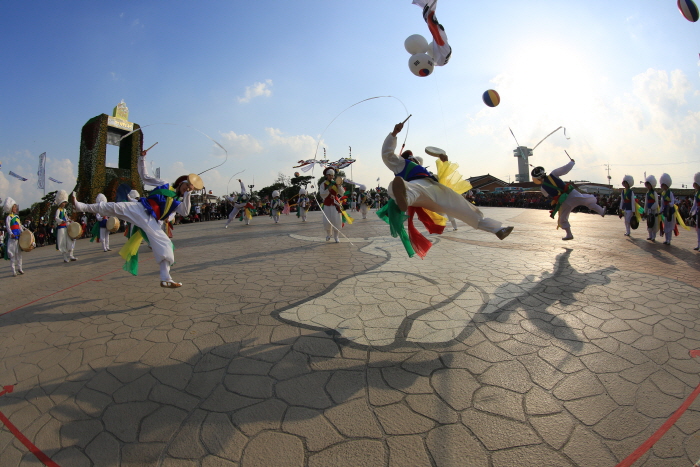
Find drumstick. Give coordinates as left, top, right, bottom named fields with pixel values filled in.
left=564, top=150, right=573, bottom=161
left=401, top=114, right=412, bottom=124
left=144, top=142, right=159, bottom=153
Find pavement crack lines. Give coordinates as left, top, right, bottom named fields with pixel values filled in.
left=1, top=269, right=122, bottom=316
left=0, top=384, right=60, bottom=466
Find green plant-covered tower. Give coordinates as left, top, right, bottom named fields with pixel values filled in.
left=74, top=101, right=145, bottom=204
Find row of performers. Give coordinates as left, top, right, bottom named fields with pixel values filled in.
left=5, top=121, right=699, bottom=286
left=617, top=173, right=700, bottom=246
left=222, top=179, right=384, bottom=229
left=4, top=148, right=193, bottom=287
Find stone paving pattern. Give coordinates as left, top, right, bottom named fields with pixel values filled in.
left=0, top=208, right=699, bottom=466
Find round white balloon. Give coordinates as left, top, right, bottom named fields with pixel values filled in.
left=408, top=53, right=434, bottom=77
left=404, top=34, right=429, bottom=55
left=426, top=41, right=435, bottom=58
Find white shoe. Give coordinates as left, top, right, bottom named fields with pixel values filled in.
left=334, top=238, right=340, bottom=243
left=225, top=225, right=228, bottom=229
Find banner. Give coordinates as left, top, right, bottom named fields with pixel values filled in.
left=9, top=171, right=28, bottom=181
left=48, top=177, right=63, bottom=184
left=37, top=152, right=46, bottom=190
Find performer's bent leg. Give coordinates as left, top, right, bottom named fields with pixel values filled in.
left=558, top=206, right=574, bottom=240
left=389, top=179, right=509, bottom=236
left=225, top=207, right=240, bottom=227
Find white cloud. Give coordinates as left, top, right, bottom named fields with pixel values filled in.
left=265, top=127, right=318, bottom=156
left=237, top=79, right=273, bottom=104
left=220, top=131, right=263, bottom=154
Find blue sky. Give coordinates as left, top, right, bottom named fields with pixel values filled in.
left=1, top=1, right=699, bottom=208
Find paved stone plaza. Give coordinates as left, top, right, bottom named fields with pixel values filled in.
left=1, top=207, right=699, bottom=466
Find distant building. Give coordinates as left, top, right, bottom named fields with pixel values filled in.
left=467, top=174, right=509, bottom=193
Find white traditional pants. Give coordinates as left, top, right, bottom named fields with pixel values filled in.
left=56, top=227, right=75, bottom=261
left=646, top=212, right=659, bottom=241
left=76, top=201, right=176, bottom=281
left=322, top=205, right=342, bottom=241
left=7, top=238, right=22, bottom=274
left=360, top=204, right=369, bottom=219
left=663, top=215, right=676, bottom=244
left=388, top=178, right=502, bottom=233
left=100, top=227, right=109, bottom=250
left=623, top=211, right=633, bottom=235
left=557, top=191, right=605, bottom=230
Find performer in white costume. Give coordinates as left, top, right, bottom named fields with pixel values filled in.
left=691, top=172, right=700, bottom=251
left=270, top=191, right=283, bottom=223
left=358, top=185, right=371, bottom=219
left=319, top=167, right=351, bottom=243
left=73, top=148, right=194, bottom=287
left=447, top=216, right=458, bottom=231
left=94, top=194, right=112, bottom=251
left=54, top=190, right=77, bottom=262
left=659, top=173, right=676, bottom=245
left=225, top=180, right=251, bottom=227
left=531, top=160, right=605, bottom=240
left=297, top=188, right=310, bottom=222
left=643, top=175, right=660, bottom=243
left=3, top=197, right=26, bottom=276
left=384, top=121, right=512, bottom=240
left=619, top=175, right=636, bottom=237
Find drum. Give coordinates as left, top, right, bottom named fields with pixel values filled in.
left=106, top=217, right=121, bottom=233
left=630, top=216, right=639, bottom=230
left=67, top=222, right=83, bottom=240
left=19, top=230, right=35, bottom=252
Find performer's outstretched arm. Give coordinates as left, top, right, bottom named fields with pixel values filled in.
left=138, top=152, right=168, bottom=187
left=550, top=160, right=575, bottom=178
left=175, top=191, right=192, bottom=216
left=381, top=123, right=407, bottom=173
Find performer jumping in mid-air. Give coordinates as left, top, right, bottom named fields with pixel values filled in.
left=225, top=180, right=252, bottom=227
left=381, top=121, right=512, bottom=257
left=531, top=157, right=605, bottom=241
left=644, top=175, right=660, bottom=243
left=73, top=147, right=196, bottom=288
left=54, top=190, right=77, bottom=262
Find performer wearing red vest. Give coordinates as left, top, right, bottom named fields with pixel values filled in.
left=384, top=121, right=512, bottom=240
